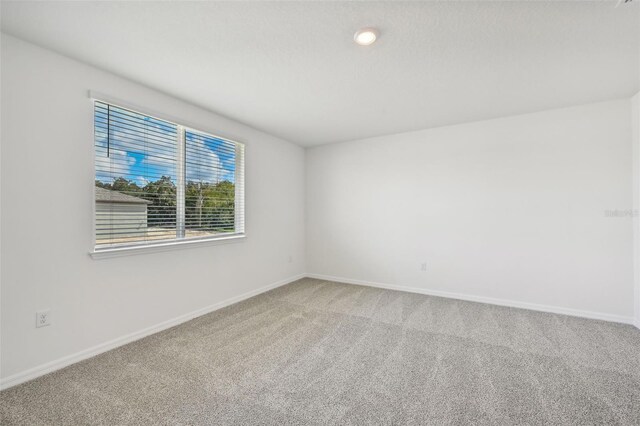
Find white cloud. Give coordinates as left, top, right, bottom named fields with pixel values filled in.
left=135, top=176, right=150, bottom=187
left=96, top=119, right=232, bottom=185
left=95, top=144, right=136, bottom=183
left=186, top=137, right=224, bottom=184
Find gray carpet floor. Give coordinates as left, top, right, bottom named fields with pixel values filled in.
left=1, top=278, right=640, bottom=425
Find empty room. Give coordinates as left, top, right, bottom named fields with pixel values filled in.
left=1, top=0, right=639, bottom=424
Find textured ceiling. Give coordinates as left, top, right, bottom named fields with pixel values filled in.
left=1, top=1, right=639, bottom=146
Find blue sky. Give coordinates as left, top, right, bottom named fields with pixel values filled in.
left=95, top=103, right=236, bottom=187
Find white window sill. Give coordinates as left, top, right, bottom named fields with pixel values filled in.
left=90, top=233, right=246, bottom=260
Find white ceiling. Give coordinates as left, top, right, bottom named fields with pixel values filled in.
left=1, top=1, right=639, bottom=147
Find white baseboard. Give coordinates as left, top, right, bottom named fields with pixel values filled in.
left=306, top=273, right=636, bottom=325
left=0, top=273, right=305, bottom=391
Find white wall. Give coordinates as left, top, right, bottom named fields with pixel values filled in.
left=307, top=100, right=635, bottom=322
left=0, top=35, right=306, bottom=384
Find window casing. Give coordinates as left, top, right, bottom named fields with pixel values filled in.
left=93, top=100, right=245, bottom=252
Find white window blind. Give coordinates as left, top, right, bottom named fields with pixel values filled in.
left=94, top=100, right=245, bottom=250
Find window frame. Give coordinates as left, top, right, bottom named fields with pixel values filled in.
left=89, top=92, right=246, bottom=259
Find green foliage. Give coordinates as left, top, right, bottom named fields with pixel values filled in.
left=96, top=177, right=235, bottom=231
left=185, top=180, right=235, bottom=232
left=112, top=177, right=143, bottom=195
left=96, top=177, right=142, bottom=195
left=143, top=176, right=177, bottom=227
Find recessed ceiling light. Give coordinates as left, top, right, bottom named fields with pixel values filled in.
left=354, top=28, right=378, bottom=46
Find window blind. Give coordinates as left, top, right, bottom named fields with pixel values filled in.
left=94, top=100, right=244, bottom=249
left=185, top=129, right=244, bottom=236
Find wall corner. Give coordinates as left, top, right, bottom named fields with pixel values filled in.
left=632, top=92, right=640, bottom=329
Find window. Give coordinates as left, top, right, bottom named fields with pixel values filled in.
left=94, top=100, right=244, bottom=252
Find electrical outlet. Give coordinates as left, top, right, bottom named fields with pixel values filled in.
left=36, top=309, right=51, bottom=328
left=421, top=262, right=427, bottom=272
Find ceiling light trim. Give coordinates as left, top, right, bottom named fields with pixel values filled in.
left=354, top=28, right=379, bottom=46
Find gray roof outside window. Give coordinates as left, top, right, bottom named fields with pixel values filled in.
left=95, top=186, right=152, bottom=204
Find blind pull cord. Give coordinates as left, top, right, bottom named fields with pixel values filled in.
left=107, top=104, right=111, bottom=158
